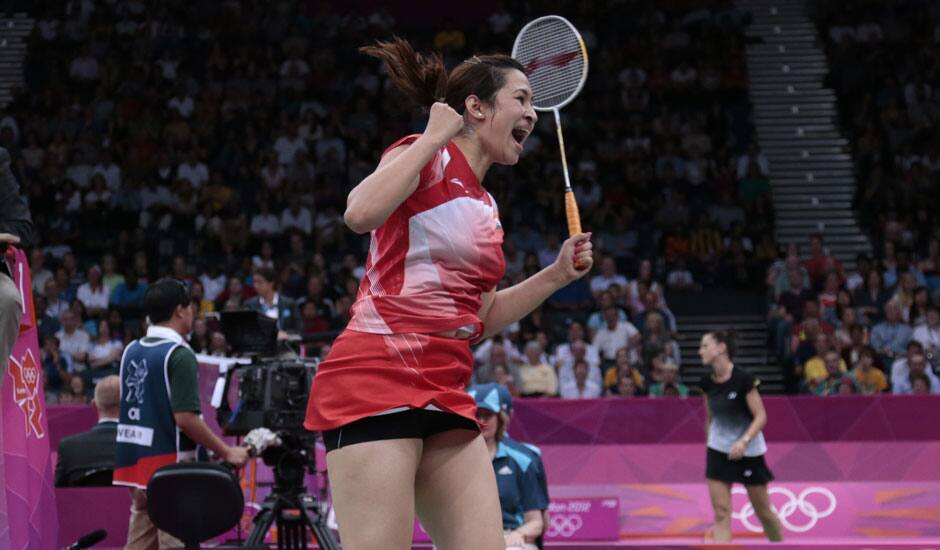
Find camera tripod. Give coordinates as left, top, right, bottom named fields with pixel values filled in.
left=243, top=440, right=340, bottom=549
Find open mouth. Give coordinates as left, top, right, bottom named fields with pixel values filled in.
left=511, top=128, right=529, bottom=146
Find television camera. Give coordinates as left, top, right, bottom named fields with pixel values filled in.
left=214, top=310, right=338, bottom=550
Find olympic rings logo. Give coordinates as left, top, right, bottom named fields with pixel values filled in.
left=546, top=513, right=584, bottom=538
left=732, top=486, right=837, bottom=533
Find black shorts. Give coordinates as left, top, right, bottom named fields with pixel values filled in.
left=321, top=408, right=479, bottom=452
left=706, top=447, right=775, bottom=486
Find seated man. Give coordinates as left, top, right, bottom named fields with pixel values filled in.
left=557, top=341, right=602, bottom=396
left=893, top=351, right=940, bottom=394
left=870, top=301, right=913, bottom=367
left=589, top=256, right=628, bottom=298
left=603, top=346, right=645, bottom=395
left=473, top=337, right=523, bottom=386
left=814, top=350, right=848, bottom=396
left=848, top=347, right=888, bottom=395
left=802, top=334, right=846, bottom=393
left=244, top=266, right=301, bottom=340
left=517, top=340, right=558, bottom=397
left=555, top=321, right=601, bottom=372
left=559, top=358, right=603, bottom=399
left=647, top=359, right=689, bottom=397
left=585, top=290, right=629, bottom=339
left=890, top=340, right=940, bottom=393
left=55, top=375, right=120, bottom=486
left=592, top=306, right=640, bottom=366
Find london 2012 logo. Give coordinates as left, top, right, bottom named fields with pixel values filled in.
left=732, top=486, right=836, bottom=533
left=125, top=359, right=148, bottom=403
left=7, top=348, right=45, bottom=438
left=546, top=514, right=584, bottom=538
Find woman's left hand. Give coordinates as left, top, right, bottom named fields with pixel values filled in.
left=551, top=233, right=593, bottom=284
left=728, top=439, right=747, bottom=461
left=504, top=530, right=527, bottom=549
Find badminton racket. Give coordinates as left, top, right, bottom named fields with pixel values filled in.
left=512, top=15, right=589, bottom=242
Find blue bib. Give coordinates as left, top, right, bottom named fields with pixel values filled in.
left=113, top=338, right=196, bottom=487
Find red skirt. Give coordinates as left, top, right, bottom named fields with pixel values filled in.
left=304, top=329, right=478, bottom=432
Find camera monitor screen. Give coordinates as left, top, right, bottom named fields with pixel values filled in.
left=220, top=310, right=278, bottom=356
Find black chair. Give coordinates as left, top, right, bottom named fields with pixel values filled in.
left=72, top=467, right=113, bottom=487
left=146, top=462, right=263, bottom=550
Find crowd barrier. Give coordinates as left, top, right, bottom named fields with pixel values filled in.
left=49, top=368, right=940, bottom=545
left=49, top=365, right=940, bottom=450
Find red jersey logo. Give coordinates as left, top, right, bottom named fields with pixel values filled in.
left=7, top=348, right=45, bottom=438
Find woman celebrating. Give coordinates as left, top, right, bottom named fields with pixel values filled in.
left=304, top=38, right=592, bottom=550
left=698, top=330, right=782, bottom=543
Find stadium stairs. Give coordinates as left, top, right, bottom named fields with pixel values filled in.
left=0, top=12, right=31, bottom=107
left=738, top=0, right=872, bottom=268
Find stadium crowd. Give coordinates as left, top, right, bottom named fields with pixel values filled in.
left=4, top=0, right=785, bottom=402
left=756, top=0, right=940, bottom=396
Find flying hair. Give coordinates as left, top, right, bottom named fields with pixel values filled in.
left=360, top=36, right=525, bottom=113
left=360, top=37, right=447, bottom=110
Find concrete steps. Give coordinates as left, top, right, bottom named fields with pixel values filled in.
left=738, top=0, right=871, bottom=271
left=0, top=14, right=33, bottom=107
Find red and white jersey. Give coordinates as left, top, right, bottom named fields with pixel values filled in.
left=347, top=135, right=506, bottom=340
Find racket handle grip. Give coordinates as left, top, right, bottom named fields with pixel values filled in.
left=565, top=190, right=587, bottom=271
left=565, top=189, right=582, bottom=236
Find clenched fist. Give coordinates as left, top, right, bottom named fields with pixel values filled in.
left=424, top=102, right=464, bottom=147
left=551, top=233, right=593, bottom=284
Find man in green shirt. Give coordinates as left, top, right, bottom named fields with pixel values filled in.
left=648, top=359, right=690, bottom=397
left=114, top=278, right=249, bottom=549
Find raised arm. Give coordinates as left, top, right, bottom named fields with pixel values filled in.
left=344, top=103, right=463, bottom=233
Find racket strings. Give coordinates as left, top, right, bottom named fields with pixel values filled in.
left=513, top=18, right=586, bottom=110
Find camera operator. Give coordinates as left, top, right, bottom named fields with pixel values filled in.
left=113, top=278, right=249, bottom=549
left=1, top=147, right=32, bottom=386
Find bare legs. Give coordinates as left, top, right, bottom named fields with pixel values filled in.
left=746, top=483, right=783, bottom=542
left=415, top=429, right=505, bottom=550
left=326, top=430, right=504, bottom=550
left=707, top=480, right=783, bottom=542
left=326, top=438, right=423, bottom=549
left=707, top=479, right=733, bottom=542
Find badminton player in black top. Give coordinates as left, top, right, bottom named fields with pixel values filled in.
left=698, top=329, right=782, bottom=542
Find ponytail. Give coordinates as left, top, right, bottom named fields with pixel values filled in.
left=361, top=37, right=525, bottom=114
left=360, top=37, right=447, bottom=109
